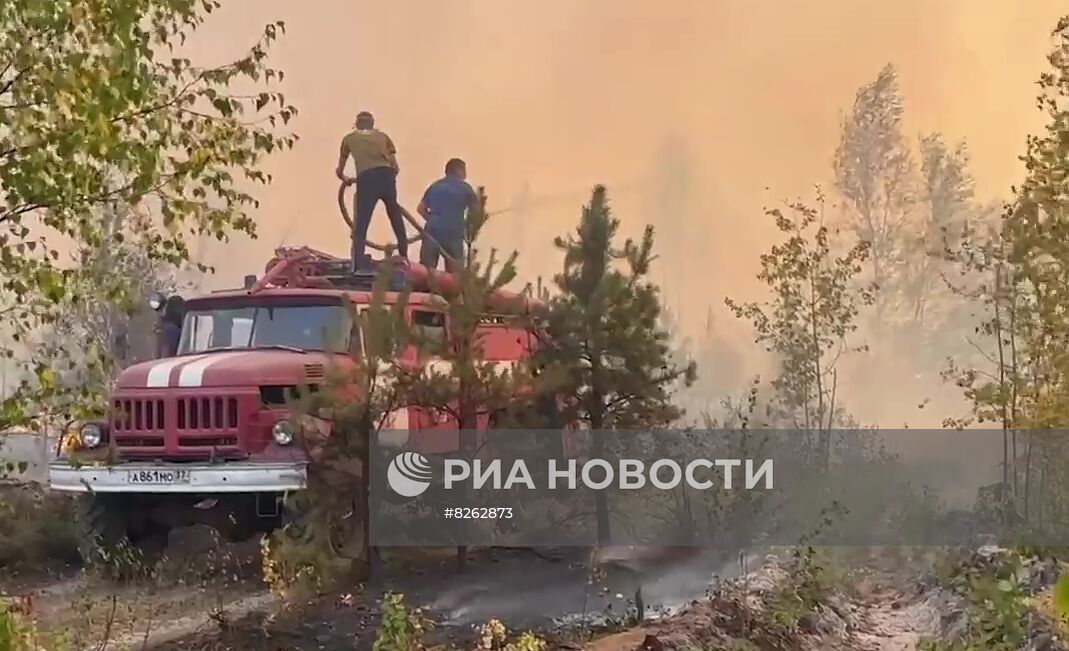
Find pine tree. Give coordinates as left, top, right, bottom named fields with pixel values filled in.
left=397, top=187, right=532, bottom=571
left=266, top=266, right=414, bottom=593
left=534, top=185, right=695, bottom=545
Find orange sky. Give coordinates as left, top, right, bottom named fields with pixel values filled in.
left=187, top=2, right=1065, bottom=337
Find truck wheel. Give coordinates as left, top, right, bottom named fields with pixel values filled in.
left=78, top=495, right=168, bottom=579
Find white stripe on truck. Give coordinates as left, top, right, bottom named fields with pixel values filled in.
left=177, top=352, right=244, bottom=387
left=146, top=355, right=206, bottom=388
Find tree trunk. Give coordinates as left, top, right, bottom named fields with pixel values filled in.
left=590, top=366, right=610, bottom=546
left=457, top=393, right=478, bottom=573
left=592, top=429, right=611, bottom=545
left=1023, top=432, right=1034, bottom=522
left=993, top=266, right=1010, bottom=488
left=362, top=420, right=379, bottom=583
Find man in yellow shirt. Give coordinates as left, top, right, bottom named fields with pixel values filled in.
left=336, top=111, right=407, bottom=271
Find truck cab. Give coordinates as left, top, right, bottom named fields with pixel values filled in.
left=50, top=248, right=544, bottom=567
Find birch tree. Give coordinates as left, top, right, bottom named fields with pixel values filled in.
left=0, top=0, right=298, bottom=428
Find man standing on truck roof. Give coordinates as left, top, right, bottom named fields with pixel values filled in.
left=336, top=111, right=408, bottom=271
left=417, top=158, right=478, bottom=273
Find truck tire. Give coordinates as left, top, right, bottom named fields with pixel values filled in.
left=78, top=495, right=169, bottom=579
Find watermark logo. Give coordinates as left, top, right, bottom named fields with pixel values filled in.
left=387, top=452, right=433, bottom=497
left=443, top=458, right=774, bottom=491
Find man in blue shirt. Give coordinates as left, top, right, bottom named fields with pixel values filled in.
left=417, top=158, right=478, bottom=272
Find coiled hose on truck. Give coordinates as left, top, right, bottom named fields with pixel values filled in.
left=337, top=181, right=457, bottom=264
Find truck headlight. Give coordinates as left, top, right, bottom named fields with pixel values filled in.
left=80, top=423, right=105, bottom=449
left=272, top=419, right=296, bottom=446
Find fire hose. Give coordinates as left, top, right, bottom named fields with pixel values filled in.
left=337, top=181, right=458, bottom=265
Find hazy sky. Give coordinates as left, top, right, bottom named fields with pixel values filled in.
left=183, top=1, right=1067, bottom=426
left=188, top=2, right=1065, bottom=334
left=1, top=1, right=1061, bottom=425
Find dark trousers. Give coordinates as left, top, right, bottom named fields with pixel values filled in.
left=419, top=232, right=464, bottom=272
left=351, top=166, right=407, bottom=270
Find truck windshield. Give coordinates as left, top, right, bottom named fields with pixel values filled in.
left=178, top=304, right=347, bottom=354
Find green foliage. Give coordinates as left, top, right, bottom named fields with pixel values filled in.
left=538, top=185, right=695, bottom=431
left=0, top=603, right=34, bottom=651
left=505, top=631, right=548, bottom=651
left=264, top=265, right=412, bottom=595
left=1054, top=572, right=1069, bottom=614
left=922, top=554, right=1031, bottom=651
left=1036, top=570, right=1069, bottom=642
left=395, top=188, right=534, bottom=563
left=400, top=187, right=529, bottom=432
left=373, top=592, right=432, bottom=651
left=963, top=572, right=1029, bottom=650
left=725, top=191, right=873, bottom=449
left=944, top=15, right=1069, bottom=535
left=31, top=202, right=176, bottom=426
left=474, top=618, right=547, bottom=651
left=0, top=595, right=72, bottom=651
left=476, top=618, right=508, bottom=651
left=0, top=0, right=297, bottom=429
left=532, top=185, right=694, bottom=544
left=752, top=544, right=838, bottom=644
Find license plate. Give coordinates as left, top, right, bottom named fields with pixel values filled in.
left=127, top=469, right=191, bottom=484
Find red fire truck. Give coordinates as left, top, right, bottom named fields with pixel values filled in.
left=48, top=247, right=547, bottom=562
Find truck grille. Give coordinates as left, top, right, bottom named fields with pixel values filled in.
left=113, top=399, right=166, bottom=431
left=175, top=396, right=239, bottom=448
left=110, top=394, right=246, bottom=455
left=176, top=397, right=239, bottom=430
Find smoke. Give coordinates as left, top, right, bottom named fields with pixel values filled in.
left=186, top=0, right=1066, bottom=424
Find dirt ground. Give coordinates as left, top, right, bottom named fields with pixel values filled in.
left=2, top=524, right=269, bottom=650
left=6, top=537, right=963, bottom=651
left=149, top=545, right=742, bottom=651
left=141, top=548, right=955, bottom=651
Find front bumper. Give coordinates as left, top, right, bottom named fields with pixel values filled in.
left=48, top=460, right=306, bottom=493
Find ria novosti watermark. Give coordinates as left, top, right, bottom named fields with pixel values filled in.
left=371, top=428, right=1050, bottom=547
left=387, top=452, right=774, bottom=498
